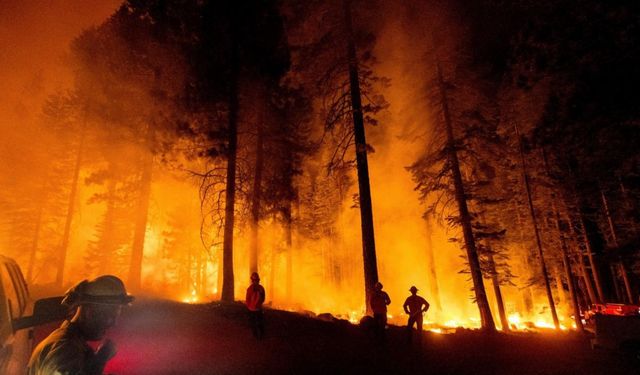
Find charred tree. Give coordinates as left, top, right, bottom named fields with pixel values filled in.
left=343, top=0, right=379, bottom=312
left=436, top=63, right=495, bottom=331
left=554, top=204, right=584, bottom=332
left=553, top=263, right=567, bottom=306
left=218, top=0, right=290, bottom=303
left=283, top=202, right=293, bottom=302
left=91, top=177, right=119, bottom=276
left=575, top=198, right=605, bottom=303
left=488, top=256, right=509, bottom=332
left=249, top=117, right=265, bottom=274
left=486, top=249, right=509, bottom=331
left=221, top=48, right=239, bottom=302
left=514, top=122, right=559, bottom=329
left=542, top=149, right=584, bottom=331
left=561, top=165, right=607, bottom=303
left=104, top=193, right=124, bottom=277
left=55, top=127, right=85, bottom=287
left=577, top=251, right=597, bottom=306
left=216, top=245, right=223, bottom=298
left=269, top=237, right=277, bottom=302
left=128, top=126, right=154, bottom=292
left=424, top=215, right=442, bottom=313
left=26, top=197, right=44, bottom=283
left=599, top=186, right=634, bottom=304
left=562, top=206, right=598, bottom=305
left=513, top=200, right=535, bottom=315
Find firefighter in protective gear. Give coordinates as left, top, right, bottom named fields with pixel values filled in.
left=403, top=286, right=429, bottom=343
left=369, top=282, right=391, bottom=343
left=245, top=272, right=266, bottom=340
left=28, top=275, right=134, bottom=375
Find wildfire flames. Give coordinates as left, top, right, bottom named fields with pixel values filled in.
left=2, top=0, right=636, bottom=336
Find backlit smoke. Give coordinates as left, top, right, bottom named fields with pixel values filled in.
left=0, top=0, right=577, bottom=331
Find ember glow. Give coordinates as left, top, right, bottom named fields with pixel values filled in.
left=2, top=0, right=639, bottom=335
left=183, top=290, right=199, bottom=304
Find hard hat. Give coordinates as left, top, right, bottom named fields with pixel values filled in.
left=409, top=286, right=418, bottom=292
left=62, top=275, right=134, bottom=307
left=375, top=282, right=383, bottom=289
left=250, top=272, right=260, bottom=281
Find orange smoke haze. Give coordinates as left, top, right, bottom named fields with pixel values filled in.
left=0, top=1, right=574, bottom=331
left=0, top=1, right=121, bottom=121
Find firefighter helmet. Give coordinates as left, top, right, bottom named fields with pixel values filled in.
left=375, top=282, right=383, bottom=290
left=409, top=286, right=418, bottom=293
left=250, top=272, right=260, bottom=281
left=62, top=275, right=134, bottom=307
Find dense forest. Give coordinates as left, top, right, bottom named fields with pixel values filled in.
left=1, top=0, right=639, bottom=332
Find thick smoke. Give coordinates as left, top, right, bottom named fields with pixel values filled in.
left=0, top=0, right=572, bottom=329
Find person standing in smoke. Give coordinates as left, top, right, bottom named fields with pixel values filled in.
left=403, top=286, right=430, bottom=344
left=369, top=281, right=391, bottom=343
left=28, top=275, right=134, bottom=375
left=245, top=272, right=266, bottom=340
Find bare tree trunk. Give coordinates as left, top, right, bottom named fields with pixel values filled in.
left=577, top=257, right=596, bottom=306
left=600, top=186, right=634, bottom=304
left=559, top=237, right=584, bottom=331
left=283, top=204, right=293, bottom=302
left=487, top=250, right=509, bottom=331
left=563, top=210, right=597, bottom=306
left=514, top=123, right=559, bottom=329
left=249, top=122, right=264, bottom=274
left=128, top=127, right=154, bottom=292
left=619, top=181, right=640, bottom=301
left=436, top=63, right=494, bottom=331
left=27, top=200, right=44, bottom=283
left=514, top=201, right=534, bottom=315
left=269, top=245, right=276, bottom=303
left=548, top=196, right=584, bottom=332
left=56, top=128, right=85, bottom=287
left=343, top=0, right=379, bottom=314
left=544, top=214, right=567, bottom=307
left=321, top=234, right=328, bottom=283
left=424, top=215, right=442, bottom=313
left=553, top=264, right=567, bottom=306
left=576, top=209, right=605, bottom=303
left=619, top=262, right=634, bottom=304
left=99, top=178, right=118, bottom=275
left=221, top=25, right=240, bottom=302
left=601, top=186, right=619, bottom=248
left=217, top=245, right=223, bottom=298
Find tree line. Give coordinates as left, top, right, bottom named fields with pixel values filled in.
left=1, top=0, right=639, bottom=331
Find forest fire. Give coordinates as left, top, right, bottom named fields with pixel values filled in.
left=182, top=290, right=200, bottom=304
left=1, top=3, right=640, bottom=372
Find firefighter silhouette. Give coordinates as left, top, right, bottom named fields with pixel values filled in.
left=369, top=282, right=391, bottom=343
left=403, top=286, right=430, bottom=344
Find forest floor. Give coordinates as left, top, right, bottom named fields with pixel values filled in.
left=44, top=299, right=638, bottom=375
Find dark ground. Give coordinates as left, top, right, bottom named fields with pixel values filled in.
left=41, top=299, right=636, bottom=375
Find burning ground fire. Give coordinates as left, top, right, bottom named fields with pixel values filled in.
left=180, top=289, right=577, bottom=333
left=0, top=0, right=604, bottom=338
left=48, top=175, right=580, bottom=335
left=172, top=245, right=580, bottom=334
left=183, top=290, right=199, bottom=304
left=147, top=204, right=580, bottom=334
